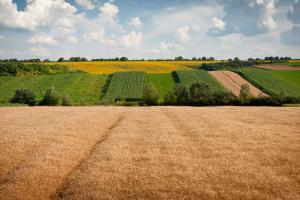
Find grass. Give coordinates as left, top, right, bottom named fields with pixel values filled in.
left=101, top=71, right=147, bottom=103
left=0, top=73, right=107, bottom=105
left=235, top=68, right=300, bottom=97
left=174, top=70, right=226, bottom=92
left=46, top=61, right=217, bottom=74
left=147, top=73, right=176, bottom=102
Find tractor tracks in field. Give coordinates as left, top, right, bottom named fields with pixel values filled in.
left=52, top=113, right=126, bottom=200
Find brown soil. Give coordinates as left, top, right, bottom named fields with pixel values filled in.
left=209, top=71, right=267, bottom=97
left=0, top=107, right=299, bottom=200
left=256, top=65, right=300, bottom=71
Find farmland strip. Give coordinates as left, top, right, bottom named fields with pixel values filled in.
left=209, top=71, right=267, bottom=97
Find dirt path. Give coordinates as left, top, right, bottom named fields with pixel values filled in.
left=0, top=107, right=299, bottom=200
left=209, top=71, right=267, bottom=97
left=256, top=65, right=300, bottom=71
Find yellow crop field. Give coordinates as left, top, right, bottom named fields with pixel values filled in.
left=289, top=59, right=300, bottom=63
left=46, top=61, right=216, bottom=74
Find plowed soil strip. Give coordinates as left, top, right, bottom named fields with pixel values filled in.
left=209, top=71, right=267, bottom=97
left=256, top=65, right=300, bottom=71
left=0, top=107, right=299, bottom=200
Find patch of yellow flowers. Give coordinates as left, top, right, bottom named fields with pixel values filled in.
left=46, top=61, right=218, bottom=74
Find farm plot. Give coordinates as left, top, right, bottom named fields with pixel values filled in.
left=0, top=107, right=299, bottom=200
left=101, top=71, right=147, bottom=103
left=174, top=70, right=225, bottom=92
left=235, top=68, right=300, bottom=97
left=209, top=71, right=267, bottom=97
left=255, top=65, right=300, bottom=71
left=147, top=73, right=176, bottom=101
left=0, top=73, right=107, bottom=105
left=46, top=61, right=214, bottom=74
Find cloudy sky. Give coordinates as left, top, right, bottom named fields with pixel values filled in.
left=0, top=0, right=299, bottom=60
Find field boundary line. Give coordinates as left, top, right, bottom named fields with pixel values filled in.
left=51, top=114, right=125, bottom=200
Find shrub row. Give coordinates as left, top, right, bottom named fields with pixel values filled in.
left=10, top=87, right=72, bottom=106
left=200, top=59, right=287, bottom=71
left=0, top=62, right=75, bottom=76
left=160, top=82, right=300, bottom=106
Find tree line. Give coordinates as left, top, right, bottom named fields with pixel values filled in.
left=0, top=56, right=293, bottom=63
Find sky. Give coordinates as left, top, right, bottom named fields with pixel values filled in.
left=0, top=0, right=299, bottom=60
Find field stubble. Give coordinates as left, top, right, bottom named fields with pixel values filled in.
left=0, top=107, right=299, bottom=200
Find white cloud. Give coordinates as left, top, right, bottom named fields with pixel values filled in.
left=75, top=0, right=95, bottom=10
left=212, top=17, right=226, bottom=30
left=121, top=31, right=142, bottom=47
left=253, top=0, right=277, bottom=30
left=0, top=0, right=77, bottom=31
left=28, top=33, right=57, bottom=45
left=174, top=26, right=190, bottom=43
left=67, top=36, right=78, bottom=44
left=30, top=47, right=52, bottom=57
left=129, top=17, right=143, bottom=28
left=99, top=2, right=119, bottom=21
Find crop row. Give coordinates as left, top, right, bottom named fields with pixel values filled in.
left=234, top=68, right=300, bottom=97
left=101, top=71, right=147, bottom=103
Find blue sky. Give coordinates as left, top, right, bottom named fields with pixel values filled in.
left=0, top=0, right=299, bottom=60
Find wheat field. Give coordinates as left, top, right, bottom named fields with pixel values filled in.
left=47, top=61, right=216, bottom=74
left=0, top=107, right=299, bottom=200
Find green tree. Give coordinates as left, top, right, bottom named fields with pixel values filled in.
left=164, top=90, right=176, bottom=105
left=62, top=94, right=73, bottom=106
left=239, top=84, right=251, bottom=103
left=174, top=84, right=189, bottom=104
left=40, top=87, right=60, bottom=106
left=11, top=89, right=36, bottom=106
left=189, top=81, right=213, bottom=105
left=143, top=83, right=159, bottom=105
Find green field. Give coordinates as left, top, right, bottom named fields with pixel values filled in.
left=0, top=73, right=107, bottom=105
left=174, top=70, right=225, bottom=92
left=235, top=68, right=300, bottom=97
left=101, top=71, right=147, bottom=103
left=147, top=73, right=176, bottom=101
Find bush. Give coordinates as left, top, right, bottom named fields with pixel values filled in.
left=164, top=90, right=176, bottom=105
left=40, top=87, right=60, bottom=106
left=174, top=84, right=190, bottom=104
left=143, top=83, right=159, bottom=105
left=239, top=84, right=252, bottom=103
left=213, top=91, right=235, bottom=105
left=62, top=94, right=73, bottom=106
left=10, top=89, right=36, bottom=106
left=189, top=81, right=213, bottom=105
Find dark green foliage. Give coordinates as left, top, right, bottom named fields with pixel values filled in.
left=143, top=83, right=159, bottom=105
left=10, top=89, right=36, bottom=106
left=189, top=82, right=213, bottom=105
left=173, top=84, right=190, bottom=104
left=62, top=94, right=73, bottom=106
left=164, top=90, right=176, bottom=105
left=0, top=62, right=75, bottom=76
left=40, top=87, right=60, bottom=106
left=212, top=91, right=235, bottom=105
left=239, top=84, right=252, bottom=103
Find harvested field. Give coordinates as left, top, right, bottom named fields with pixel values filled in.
left=209, top=71, right=267, bottom=97
left=256, top=65, right=300, bottom=71
left=0, top=107, right=300, bottom=200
